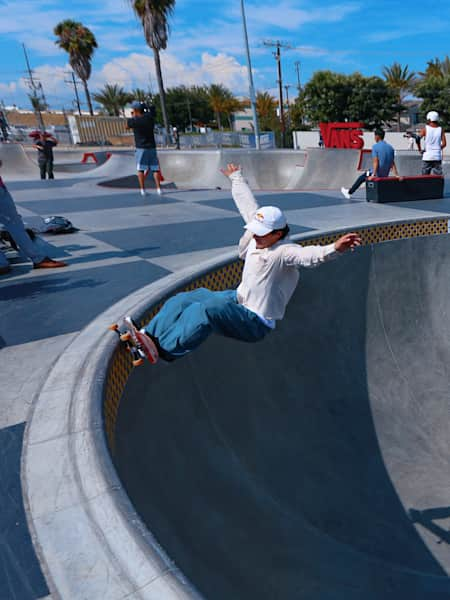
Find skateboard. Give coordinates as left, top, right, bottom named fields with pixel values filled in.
left=109, top=316, right=158, bottom=366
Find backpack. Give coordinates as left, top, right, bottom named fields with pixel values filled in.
left=39, top=216, right=78, bottom=234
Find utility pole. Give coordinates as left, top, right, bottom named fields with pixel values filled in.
left=294, top=61, right=302, bottom=94
left=284, top=84, right=291, bottom=129
left=240, top=0, right=261, bottom=150
left=263, top=39, right=292, bottom=147
left=23, top=43, right=46, bottom=131
left=185, top=95, right=193, bottom=131
left=65, top=71, right=82, bottom=115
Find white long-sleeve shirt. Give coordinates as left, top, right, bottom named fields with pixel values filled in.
left=230, top=170, right=338, bottom=321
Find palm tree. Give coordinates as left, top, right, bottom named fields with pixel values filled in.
left=419, top=56, right=450, bottom=80
left=382, top=62, right=416, bottom=131
left=54, top=20, right=98, bottom=115
left=208, top=84, right=235, bottom=130
left=93, top=84, right=132, bottom=116
left=131, top=87, right=153, bottom=104
left=256, top=91, right=277, bottom=131
left=28, top=93, right=47, bottom=130
left=131, top=0, right=175, bottom=141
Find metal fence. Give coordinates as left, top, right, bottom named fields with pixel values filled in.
left=68, top=115, right=275, bottom=148
left=178, top=131, right=275, bottom=149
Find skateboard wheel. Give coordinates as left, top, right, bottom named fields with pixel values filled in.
left=132, top=358, right=144, bottom=367
left=120, top=332, right=132, bottom=342
left=108, top=323, right=119, bottom=331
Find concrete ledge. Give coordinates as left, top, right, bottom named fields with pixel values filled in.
left=21, top=256, right=224, bottom=599
left=21, top=217, right=449, bottom=599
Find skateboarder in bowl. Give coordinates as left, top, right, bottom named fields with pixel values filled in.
left=138, top=163, right=361, bottom=362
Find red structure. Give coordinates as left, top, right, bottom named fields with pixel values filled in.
left=320, top=122, right=364, bottom=149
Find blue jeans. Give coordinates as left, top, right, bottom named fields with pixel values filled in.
left=349, top=171, right=370, bottom=195
left=146, top=288, right=271, bottom=358
left=0, top=182, right=46, bottom=267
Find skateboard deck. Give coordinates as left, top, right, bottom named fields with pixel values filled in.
left=109, top=316, right=158, bottom=366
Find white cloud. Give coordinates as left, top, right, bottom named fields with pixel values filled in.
left=242, top=1, right=361, bottom=31
left=0, top=82, right=17, bottom=95
left=91, top=51, right=248, bottom=94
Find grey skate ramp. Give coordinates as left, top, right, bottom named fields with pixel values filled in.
left=0, top=142, right=37, bottom=178
left=295, top=147, right=362, bottom=189
left=114, top=234, right=450, bottom=600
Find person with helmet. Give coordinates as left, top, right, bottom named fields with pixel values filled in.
left=417, top=111, right=447, bottom=175
left=140, top=163, right=361, bottom=362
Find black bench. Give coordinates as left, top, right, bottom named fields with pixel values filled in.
left=366, top=175, right=444, bottom=203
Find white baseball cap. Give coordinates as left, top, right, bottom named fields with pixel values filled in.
left=426, top=110, right=439, bottom=122
left=245, top=206, right=287, bottom=236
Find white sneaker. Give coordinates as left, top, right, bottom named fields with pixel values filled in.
left=140, top=188, right=146, bottom=196
left=156, top=187, right=162, bottom=195
left=341, top=187, right=351, bottom=199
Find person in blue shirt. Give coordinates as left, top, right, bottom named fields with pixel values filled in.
left=341, top=129, right=399, bottom=198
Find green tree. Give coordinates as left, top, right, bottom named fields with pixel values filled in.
left=207, top=84, right=236, bottom=130
left=300, top=70, right=350, bottom=123
left=256, top=91, right=278, bottom=131
left=382, top=62, right=416, bottom=130
left=131, top=0, right=175, bottom=140
left=419, top=56, right=450, bottom=80
left=415, top=75, right=450, bottom=127
left=160, top=85, right=212, bottom=130
left=345, top=73, right=397, bottom=128
left=300, top=70, right=397, bottom=128
left=131, top=87, right=153, bottom=104
left=149, top=85, right=213, bottom=130
left=54, top=19, right=98, bottom=115
left=93, top=84, right=132, bottom=116
left=28, top=93, right=46, bottom=130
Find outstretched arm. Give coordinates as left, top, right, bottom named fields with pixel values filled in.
left=221, top=163, right=259, bottom=224
left=282, top=233, right=361, bottom=268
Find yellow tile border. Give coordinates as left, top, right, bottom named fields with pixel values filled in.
left=104, top=218, right=448, bottom=453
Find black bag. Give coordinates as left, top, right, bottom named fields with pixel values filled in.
left=38, top=216, right=78, bottom=234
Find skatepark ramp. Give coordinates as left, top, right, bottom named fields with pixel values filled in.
left=22, top=220, right=450, bottom=599
left=0, top=142, right=37, bottom=177
left=111, top=228, right=450, bottom=600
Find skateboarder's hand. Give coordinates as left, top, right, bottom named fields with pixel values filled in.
left=221, top=163, right=241, bottom=178
left=335, top=232, right=361, bottom=253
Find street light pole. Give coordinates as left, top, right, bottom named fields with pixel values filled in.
left=240, top=0, right=261, bottom=150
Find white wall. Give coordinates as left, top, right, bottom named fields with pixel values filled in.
left=293, top=130, right=450, bottom=154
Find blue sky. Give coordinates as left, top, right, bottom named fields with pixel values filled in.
left=1, top=0, right=449, bottom=110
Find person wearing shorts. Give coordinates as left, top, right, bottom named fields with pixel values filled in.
left=127, top=101, right=161, bottom=196
left=417, top=111, right=447, bottom=175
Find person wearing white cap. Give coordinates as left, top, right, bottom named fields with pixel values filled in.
left=417, top=111, right=446, bottom=175
left=142, top=163, right=361, bottom=361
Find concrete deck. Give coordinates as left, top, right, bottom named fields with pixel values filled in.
left=1, top=146, right=450, bottom=599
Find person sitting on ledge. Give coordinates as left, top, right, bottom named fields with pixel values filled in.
left=341, top=128, right=399, bottom=199
left=141, top=163, right=361, bottom=361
